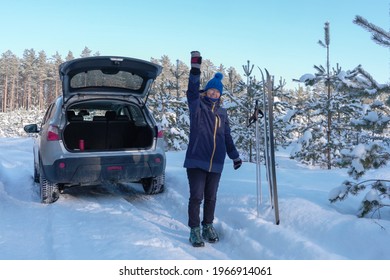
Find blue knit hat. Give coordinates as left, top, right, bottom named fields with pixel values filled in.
left=205, top=72, right=224, bottom=95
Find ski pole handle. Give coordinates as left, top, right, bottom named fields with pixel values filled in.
left=247, top=100, right=263, bottom=127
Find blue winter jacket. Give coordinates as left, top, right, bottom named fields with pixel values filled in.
left=183, top=72, right=239, bottom=173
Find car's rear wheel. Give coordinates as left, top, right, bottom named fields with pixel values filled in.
left=39, top=166, right=60, bottom=204
left=141, top=173, right=165, bottom=195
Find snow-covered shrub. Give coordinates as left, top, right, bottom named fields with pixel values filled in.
left=329, top=179, right=390, bottom=218
left=0, top=108, right=44, bottom=137
left=339, top=143, right=389, bottom=180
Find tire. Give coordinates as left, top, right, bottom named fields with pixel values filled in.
left=33, top=163, right=40, bottom=183
left=141, top=173, right=165, bottom=195
left=39, top=166, right=60, bottom=204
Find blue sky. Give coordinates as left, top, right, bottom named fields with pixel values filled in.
left=1, top=0, right=389, bottom=89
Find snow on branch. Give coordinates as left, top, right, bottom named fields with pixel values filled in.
left=354, top=65, right=381, bottom=90
left=329, top=179, right=390, bottom=218
left=353, top=15, right=390, bottom=47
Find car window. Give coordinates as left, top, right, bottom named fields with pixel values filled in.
left=42, top=103, right=55, bottom=125
left=70, top=70, right=144, bottom=91
left=128, top=106, right=147, bottom=126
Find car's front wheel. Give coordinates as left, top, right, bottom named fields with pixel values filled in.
left=141, top=173, right=165, bottom=195
left=33, top=162, right=40, bottom=183
left=39, top=165, right=60, bottom=204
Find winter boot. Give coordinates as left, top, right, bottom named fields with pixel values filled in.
left=202, top=223, right=219, bottom=243
left=189, top=227, right=205, bottom=247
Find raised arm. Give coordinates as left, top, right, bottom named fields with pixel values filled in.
left=186, top=51, right=202, bottom=113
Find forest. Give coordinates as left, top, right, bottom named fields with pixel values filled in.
left=1, top=44, right=390, bottom=162
left=1, top=41, right=390, bottom=217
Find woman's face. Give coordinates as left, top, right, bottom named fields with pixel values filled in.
left=206, top=88, right=221, bottom=99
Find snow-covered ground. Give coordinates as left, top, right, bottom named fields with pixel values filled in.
left=1, top=136, right=390, bottom=261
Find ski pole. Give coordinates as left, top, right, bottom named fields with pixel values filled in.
left=248, top=100, right=264, bottom=216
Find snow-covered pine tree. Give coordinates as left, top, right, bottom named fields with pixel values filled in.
left=300, top=64, right=390, bottom=217
left=270, top=77, right=296, bottom=149
left=289, top=82, right=330, bottom=166
left=290, top=22, right=339, bottom=168
left=224, top=67, right=249, bottom=158
left=80, top=46, right=92, bottom=58
left=329, top=178, right=390, bottom=218
left=65, top=51, right=75, bottom=61
left=324, top=62, right=390, bottom=218
left=149, top=56, right=190, bottom=151
left=295, top=63, right=390, bottom=168
left=224, top=61, right=261, bottom=162
left=280, top=86, right=311, bottom=146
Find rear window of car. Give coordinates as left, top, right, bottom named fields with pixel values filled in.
left=70, top=70, right=144, bottom=91
left=67, top=102, right=148, bottom=125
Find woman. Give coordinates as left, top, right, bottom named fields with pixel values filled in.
left=184, top=51, right=242, bottom=247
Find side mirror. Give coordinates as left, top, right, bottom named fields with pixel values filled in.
left=24, top=124, right=39, bottom=133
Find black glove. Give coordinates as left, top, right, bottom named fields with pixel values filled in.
left=233, top=158, right=242, bottom=170
left=190, top=51, right=202, bottom=74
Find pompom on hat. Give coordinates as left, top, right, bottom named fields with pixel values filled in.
left=204, top=72, right=224, bottom=95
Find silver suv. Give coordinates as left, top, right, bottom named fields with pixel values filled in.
left=24, top=56, right=166, bottom=203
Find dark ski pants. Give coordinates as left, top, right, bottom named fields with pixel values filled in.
left=187, top=168, right=221, bottom=228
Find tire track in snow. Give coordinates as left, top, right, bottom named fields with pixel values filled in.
left=0, top=138, right=60, bottom=259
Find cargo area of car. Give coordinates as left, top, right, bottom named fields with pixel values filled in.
left=63, top=110, right=154, bottom=151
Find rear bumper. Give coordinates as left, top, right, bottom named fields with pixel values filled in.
left=42, top=154, right=165, bottom=184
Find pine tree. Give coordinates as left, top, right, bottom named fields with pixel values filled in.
left=294, top=62, right=390, bottom=167
left=292, top=20, right=390, bottom=169
left=317, top=22, right=333, bottom=169
left=8, top=53, right=19, bottom=111
left=318, top=13, right=390, bottom=217
left=329, top=178, right=390, bottom=218
left=80, top=47, right=92, bottom=58
left=48, top=52, right=63, bottom=102
left=36, top=51, right=48, bottom=110
left=289, top=83, right=330, bottom=166
left=223, top=61, right=261, bottom=162
left=272, top=77, right=295, bottom=149
left=0, top=51, right=19, bottom=112
left=21, top=49, right=37, bottom=110
left=65, top=51, right=75, bottom=61
left=149, top=56, right=190, bottom=150
left=224, top=67, right=247, bottom=153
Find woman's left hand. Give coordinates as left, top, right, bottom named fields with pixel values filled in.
left=233, top=158, right=242, bottom=170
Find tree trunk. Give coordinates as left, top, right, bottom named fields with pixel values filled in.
left=10, top=76, right=16, bottom=111
left=27, top=79, right=32, bottom=110
left=39, top=80, right=44, bottom=110
left=2, top=74, right=8, bottom=112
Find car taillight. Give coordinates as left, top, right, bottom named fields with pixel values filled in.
left=155, top=126, right=164, bottom=138
left=47, top=125, right=60, bottom=141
